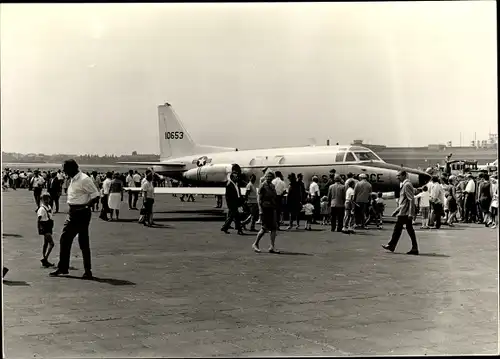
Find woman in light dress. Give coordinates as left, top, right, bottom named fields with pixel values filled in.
left=108, top=172, right=124, bottom=221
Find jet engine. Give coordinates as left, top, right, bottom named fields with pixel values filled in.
left=182, top=164, right=233, bottom=183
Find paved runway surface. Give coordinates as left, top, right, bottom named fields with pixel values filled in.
left=2, top=190, right=498, bottom=357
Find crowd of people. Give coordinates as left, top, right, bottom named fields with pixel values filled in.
left=2, top=162, right=498, bottom=278
left=221, top=168, right=498, bottom=253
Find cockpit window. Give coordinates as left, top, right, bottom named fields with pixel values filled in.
left=353, top=152, right=380, bottom=161
left=335, top=152, right=346, bottom=163
left=345, top=152, right=356, bottom=162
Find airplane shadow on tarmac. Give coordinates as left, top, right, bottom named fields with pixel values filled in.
left=3, top=280, right=30, bottom=286
left=392, top=252, right=451, bottom=258
left=62, top=275, right=136, bottom=286
left=270, top=251, right=313, bottom=256
left=117, top=216, right=223, bottom=223
left=154, top=209, right=226, bottom=215
left=2, top=233, right=24, bottom=238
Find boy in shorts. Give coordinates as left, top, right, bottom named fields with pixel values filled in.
left=37, top=194, right=55, bottom=267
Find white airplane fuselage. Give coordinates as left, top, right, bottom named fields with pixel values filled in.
left=152, top=145, right=428, bottom=193
left=120, top=103, right=431, bottom=196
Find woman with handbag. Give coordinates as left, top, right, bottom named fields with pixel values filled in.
left=37, top=193, right=55, bottom=268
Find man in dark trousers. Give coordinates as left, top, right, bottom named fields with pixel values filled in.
left=47, top=172, right=62, bottom=213
left=328, top=175, right=346, bottom=232
left=126, top=170, right=139, bottom=210
left=221, top=172, right=244, bottom=235
left=50, top=159, right=100, bottom=279
left=382, top=170, right=419, bottom=255
left=99, top=172, right=113, bottom=221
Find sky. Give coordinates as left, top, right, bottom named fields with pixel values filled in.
left=1, top=2, right=497, bottom=156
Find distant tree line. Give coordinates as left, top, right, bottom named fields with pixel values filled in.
left=2, top=152, right=160, bottom=164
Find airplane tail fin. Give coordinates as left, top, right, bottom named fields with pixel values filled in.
left=158, top=103, right=236, bottom=160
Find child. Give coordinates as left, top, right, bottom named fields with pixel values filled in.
left=320, top=196, right=330, bottom=225
left=368, top=192, right=385, bottom=229
left=376, top=192, right=386, bottom=216
left=37, top=194, right=55, bottom=268
left=443, top=193, right=450, bottom=224
left=364, top=194, right=377, bottom=227
left=302, top=198, right=315, bottom=230
left=415, top=186, right=430, bottom=229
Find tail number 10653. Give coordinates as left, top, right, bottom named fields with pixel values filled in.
left=165, top=131, right=184, bottom=140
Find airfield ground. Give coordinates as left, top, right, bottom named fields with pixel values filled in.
left=2, top=190, right=498, bottom=357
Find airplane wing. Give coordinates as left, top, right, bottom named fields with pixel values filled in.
left=117, top=162, right=185, bottom=168
left=124, top=187, right=247, bottom=196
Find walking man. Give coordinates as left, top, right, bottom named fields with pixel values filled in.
left=50, top=159, right=100, bottom=279
left=221, top=172, right=244, bottom=235
left=382, top=170, right=419, bottom=255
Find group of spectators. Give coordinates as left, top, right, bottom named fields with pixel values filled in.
left=220, top=167, right=498, bottom=253
left=219, top=169, right=388, bottom=253
left=417, top=172, right=498, bottom=230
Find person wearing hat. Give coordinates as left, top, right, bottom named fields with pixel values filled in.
left=353, top=173, right=372, bottom=228
left=328, top=174, right=346, bottom=232
left=253, top=170, right=279, bottom=253
left=382, top=170, right=419, bottom=255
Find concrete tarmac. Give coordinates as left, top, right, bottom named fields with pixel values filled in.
left=2, top=190, right=498, bottom=357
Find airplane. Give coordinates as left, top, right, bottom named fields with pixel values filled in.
left=119, top=103, right=431, bottom=197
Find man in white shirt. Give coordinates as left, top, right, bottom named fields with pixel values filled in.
left=309, top=176, right=321, bottom=223
left=464, top=173, right=477, bottom=223
left=126, top=170, right=138, bottom=210
left=31, top=170, right=46, bottom=210
left=428, top=176, right=444, bottom=229
left=99, top=172, right=113, bottom=221
left=272, top=171, right=287, bottom=230
left=139, top=170, right=155, bottom=226
left=10, top=171, right=19, bottom=190
left=50, top=159, right=100, bottom=279
left=133, top=171, right=142, bottom=187
left=19, top=172, right=27, bottom=188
